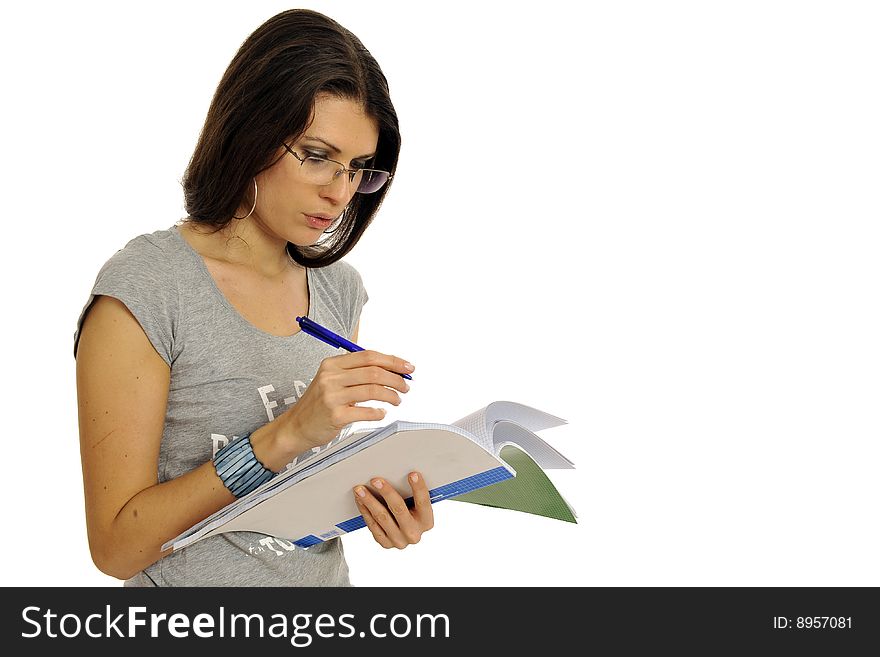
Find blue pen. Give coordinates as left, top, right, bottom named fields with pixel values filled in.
left=295, top=316, right=413, bottom=380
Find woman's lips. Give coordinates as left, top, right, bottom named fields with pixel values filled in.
left=305, top=214, right=334, bottom=229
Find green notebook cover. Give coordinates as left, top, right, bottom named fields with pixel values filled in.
left=451, top=444, right=577, bottom=523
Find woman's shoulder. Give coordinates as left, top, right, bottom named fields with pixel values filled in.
left=313, top=257, right=363, bottom=281
left=310, top=257, right=366, bottom=294
left=76, top=225, right=186, bottom=363
left=97, top=225, right=185, bottom=278
left=112, top=226, right=180, bottom=260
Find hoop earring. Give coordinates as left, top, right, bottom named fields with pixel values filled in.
left=233, top=178, right=258, bottom=220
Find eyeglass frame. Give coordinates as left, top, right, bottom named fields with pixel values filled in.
left=282, top=143, right=393, bottom=193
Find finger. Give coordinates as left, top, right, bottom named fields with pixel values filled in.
left=407, top=472, right=435, bottom=531
left=337, top=383, right=403, bottom=407
left=334, top=366, right=411, bottom=394
left=339, top=405, right=387, bottom=424
left=334, top=350, right=415, bottom=379
left=369, top=478, right=424, bottom=546
left=356, top=482, right=410, bottom=549
left=353, top=486, right=395, bottom=549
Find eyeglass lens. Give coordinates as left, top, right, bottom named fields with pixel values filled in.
left=300, top=157, right=389, bottom=193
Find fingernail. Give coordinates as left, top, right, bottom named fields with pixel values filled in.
left=410, top=472, right=419, bottom=483
left=404, top=382, right=410, bottom=392
left=404, top=362, right=415, bottom=372
left=372, top=478, right=383, bottom=489
left=354, top=486, right=366, bottom=498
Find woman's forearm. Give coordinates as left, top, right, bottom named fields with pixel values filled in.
left=88, top=417, right=308, bottom=579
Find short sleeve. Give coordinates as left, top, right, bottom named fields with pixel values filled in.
left=73, top=234, right=180, bottom=366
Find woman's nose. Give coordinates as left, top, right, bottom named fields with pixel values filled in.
left=319, top=172, right=355, bottom=205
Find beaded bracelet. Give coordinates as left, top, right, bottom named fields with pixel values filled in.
left=213, top=433, right=276, bottom=498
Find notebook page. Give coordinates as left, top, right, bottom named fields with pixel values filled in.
left=450, top=406, right=492, bottom=447
left=392, top=421, right=493, bottom=453
left=493, top=420, right=575, bottom=469
left=485, top=401, right=568, bottom=434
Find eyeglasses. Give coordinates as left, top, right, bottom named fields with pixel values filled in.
left=283, top=144, right=392, bottom=194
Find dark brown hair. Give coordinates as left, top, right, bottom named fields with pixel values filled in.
left=181, top=9, right=400, bottom=267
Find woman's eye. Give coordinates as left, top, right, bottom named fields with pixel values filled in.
left=304, top=155, right=331, bottom=168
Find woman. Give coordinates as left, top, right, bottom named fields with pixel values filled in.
left=73, top=9, right=433, bottom=587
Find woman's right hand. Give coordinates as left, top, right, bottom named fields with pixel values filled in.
left=279, top=350, right=414, bottom=453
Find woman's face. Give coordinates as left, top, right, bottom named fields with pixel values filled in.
left=247, top=93, right=380, bottom=247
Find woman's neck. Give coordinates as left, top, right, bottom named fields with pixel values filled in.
left=183, top=217, right=298, bottom=279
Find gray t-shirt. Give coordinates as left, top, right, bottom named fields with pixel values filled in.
left=73, top=223, right=368, bottom=586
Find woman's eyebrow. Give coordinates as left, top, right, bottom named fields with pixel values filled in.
left=302, top=135, right=376, bottom=160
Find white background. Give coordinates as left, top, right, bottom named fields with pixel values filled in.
left=0, top=1, right=877, bottom=587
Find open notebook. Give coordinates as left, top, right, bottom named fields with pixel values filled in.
left=163, top=401, right=576, bottom=551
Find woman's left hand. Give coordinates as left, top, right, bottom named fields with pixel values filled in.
left=353, top=472, right=434, bottom=549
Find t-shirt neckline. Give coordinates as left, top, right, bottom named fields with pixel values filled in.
left=169, top=223, right=313, bottom=341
